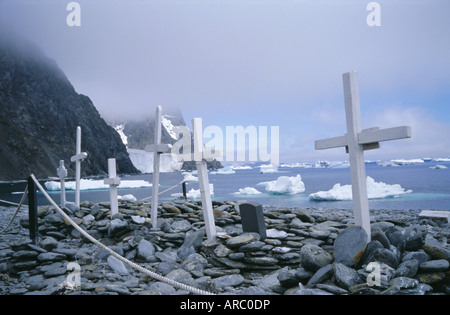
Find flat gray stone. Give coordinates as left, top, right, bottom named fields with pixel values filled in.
left=137, top=239, right=155, bottom=260
left=107, top=255, right=130, bottom=275
left=299, top=244, right=333, bottom=272
left=419, top=259, right=449, bottom=272
left=333, top=226, right=368, bottom=267
left=334, top=263, right=363, bottom=290
left=226, top=233, right=259, bottom=248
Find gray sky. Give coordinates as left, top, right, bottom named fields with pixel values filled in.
left=1, top=0, right=450, bottom=163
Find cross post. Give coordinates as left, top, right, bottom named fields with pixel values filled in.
left=148, top=105, right=172, bottom=229
left=314, top=71, right=412, bottom=242
left=104, top=158, right=121, bottom=216
left=192, top=117, right=217, bottom=242
left=57, top=160, right=68, bottom=207
left=70, top=126, right=87, bottom=207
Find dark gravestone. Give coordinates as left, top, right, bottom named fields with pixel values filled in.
left=239, top=202, right=266, bottom=240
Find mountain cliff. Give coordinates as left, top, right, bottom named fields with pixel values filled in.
left=110, top=109, right=223, bottom=172
left=0, top=32, right=138, bottom=181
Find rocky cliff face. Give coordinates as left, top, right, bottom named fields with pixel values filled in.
left=0, top=32, right=138, bottom=181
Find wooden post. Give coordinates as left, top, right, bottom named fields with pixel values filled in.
left=27, top=176, right=39, bottom=244
left=104, top=158, right=121, bottom=216
left=70, top=126, right=87, bottom=207
left=343, top=71, right=371, bottom=239
left=57, top=160, right=68, bottom=207
left=192, top=118, right=217, bottom=242
left=314, top=71, right=412, bottom=242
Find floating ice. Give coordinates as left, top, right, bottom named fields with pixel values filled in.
left=118, top=194, right=137, bottom=202
left=258, top=174, right=305, bottom=195
left=172, top=184, right=215, bottom=199
left=308, top=176, right=412, bottom=201
left=210, top=166, right=235, bottom=175
left=45, top=179, right=152, bottom=191
left=432, top=157, right=450, bottom=162
left=377, top=159, right=424, bottom=167
left=234, top=187, right=262, bottom=195
left=259, top=164, right=279, bottom=174
left=430, top=165, right=447, bottom=169
left=183, top=172, right=198, bottom=182
left=231, top=165, right=253, bottom=170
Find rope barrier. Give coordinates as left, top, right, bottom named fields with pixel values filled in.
left=0, top=185, right=28, bottom=235
left=29, top=174, right=215, bottom=295
left=139, top=179, right=186, bottom=202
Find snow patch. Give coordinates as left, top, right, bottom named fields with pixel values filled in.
left=114, top=124, right=128, bottom=146
left=161, top=115, right=179, bottom=140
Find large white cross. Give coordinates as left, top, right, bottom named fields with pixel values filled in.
left=147, top=105, right=172, bottom=229
left=315, top=71, right=412, bottom=242
left=70, top=126, right=87, bottom=207
left=104, top=158, right=121, bottom=216
left=192, top=117, right=217, bottom=242
left=57, top=160, right=68, bottom=207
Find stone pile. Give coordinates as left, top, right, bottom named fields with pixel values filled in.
left=0, top=200, right=448, bottom=295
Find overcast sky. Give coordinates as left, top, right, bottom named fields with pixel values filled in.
left=1, top=0, right=449, bottom=163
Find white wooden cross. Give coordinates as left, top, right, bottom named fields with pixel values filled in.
left=147, top=105, right=172, bottom=229
left=104, top=158, right=121, bottom=216
left=192, top=117, right=217, bottom=242
left=57, top=160, right=68, bottom=207
left=315, top=71, right=412, bottom=242
left=70, top=126, right=88, bottom=207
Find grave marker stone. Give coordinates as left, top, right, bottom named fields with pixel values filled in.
left=70, top=126, right=87, bottom=207
left=315, top=71, right=412, bottom=242
left=239, top=202, right=267, bottom=240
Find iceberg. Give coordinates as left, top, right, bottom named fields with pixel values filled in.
left=258, top=174, right=305, bottom=195
left=259, top=164, right=279, bottom=174
left=231, top=165, right=253, bottom=170
left=118, top=194, right=137, bottom=202
left=44, top=179, right=152, bottom=191
left=432, top=157, right=450, bottom=162
left=308, top=176, right=412, bottom=201
left=210, top=166, right=236, bottom=175
left=430, top=165, right=447, bottom=169
left=183, top=172, right=199, bottom=182
left=377, top=159, right=424, bottom=167
left=234, top=187, right=262, bottom=195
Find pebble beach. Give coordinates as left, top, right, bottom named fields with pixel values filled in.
left=0, top=199, right=449, bottom=295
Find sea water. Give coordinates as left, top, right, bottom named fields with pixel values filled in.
left=1, top=160, right=449, bottom=211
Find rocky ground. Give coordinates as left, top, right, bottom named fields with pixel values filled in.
left=0, top=199, right=449, bottom=295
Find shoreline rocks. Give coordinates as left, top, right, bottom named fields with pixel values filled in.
left=0, top=201, right=448, bottom=295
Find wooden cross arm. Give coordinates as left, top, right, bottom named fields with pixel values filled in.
left=315, top=126, right=411, bottom=151
left=358, top=126, right=411, bottom=145
left=70, top=152, right=88, bottom=162
left=315, top=135, right=347, bottom=150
